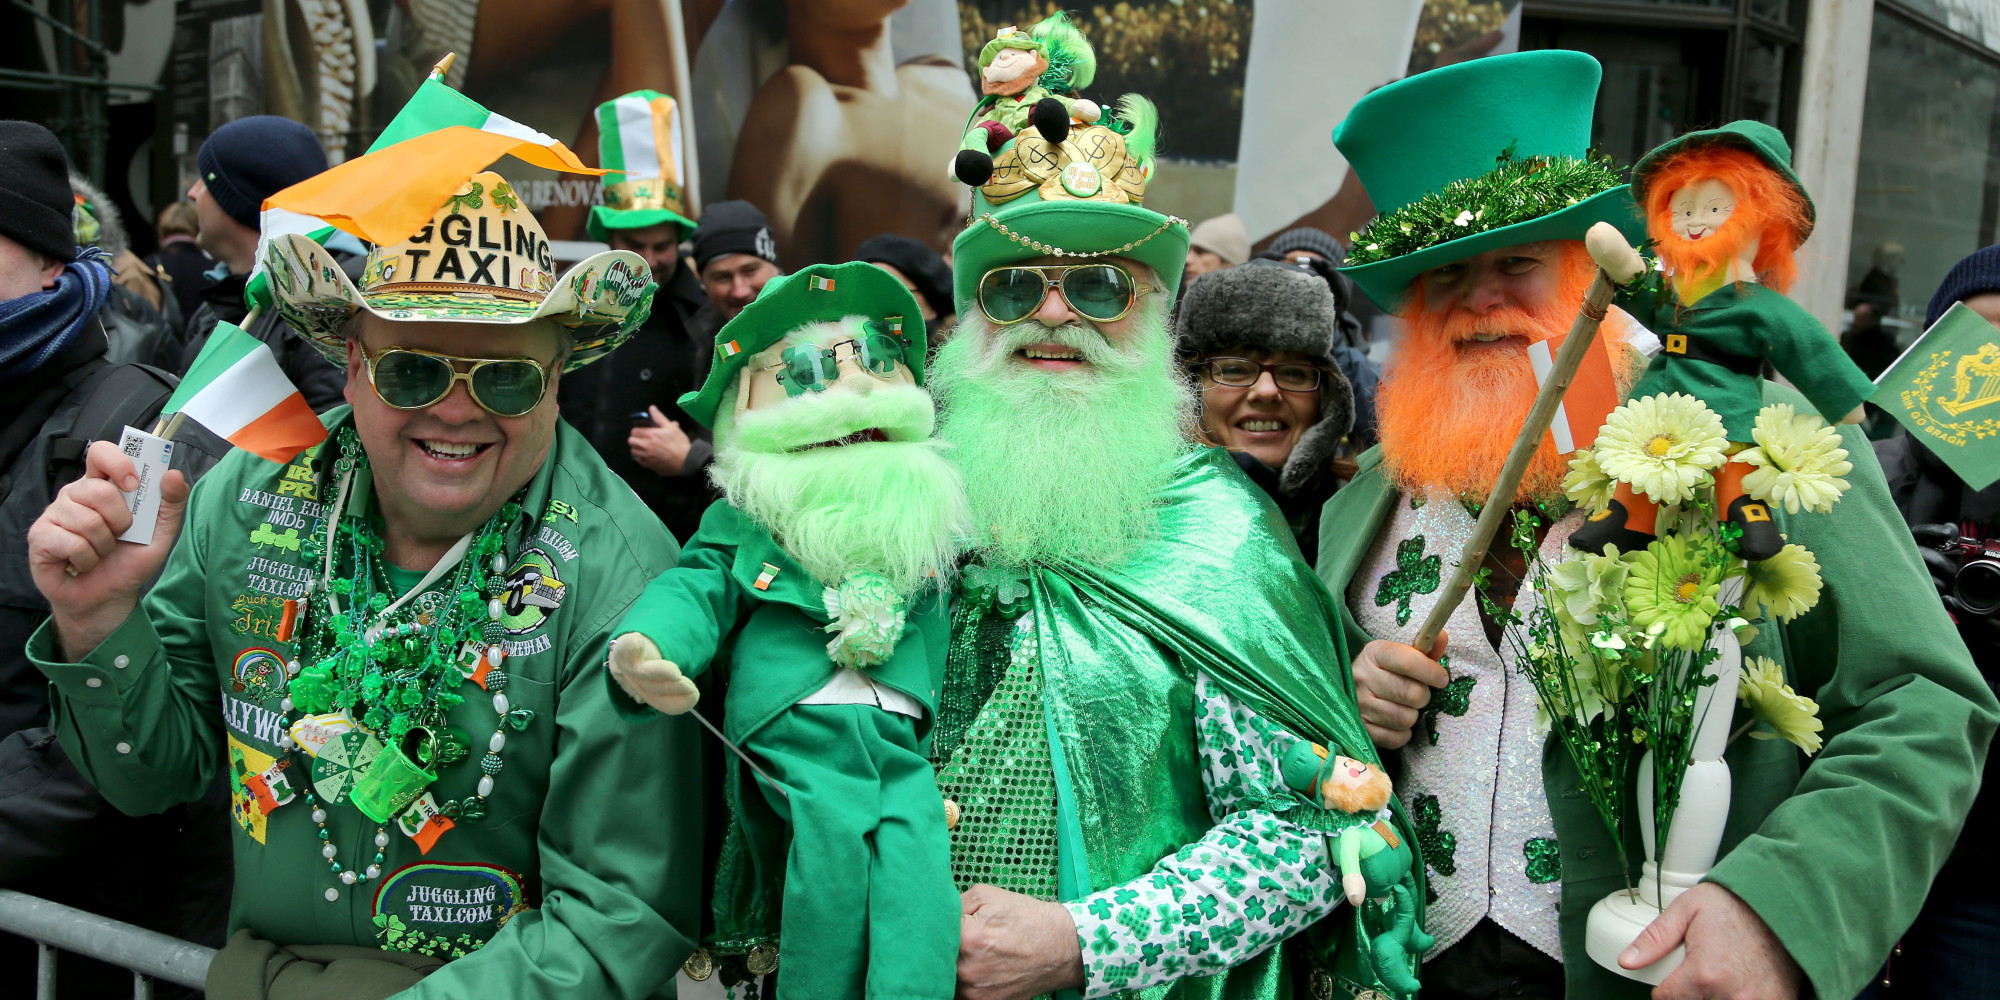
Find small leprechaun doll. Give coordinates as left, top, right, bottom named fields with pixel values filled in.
left=951, top=13, right=1103, bottom=186
left=1570, top=121, right=1875, bottom=560
left=607, top=261, right=969, bottom=999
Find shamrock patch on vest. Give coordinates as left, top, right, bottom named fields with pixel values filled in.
left=372, top=861, right=532, bottom=958
left=497, top=548, right=566, bottom=635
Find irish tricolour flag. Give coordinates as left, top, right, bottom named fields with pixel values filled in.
left=163, top=323, right=327, bottom=464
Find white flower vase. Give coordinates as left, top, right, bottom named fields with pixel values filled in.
left=1585, top=578, right=1746, bottom=983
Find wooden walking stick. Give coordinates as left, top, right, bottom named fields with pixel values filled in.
left=1411, top=226, right=1640, bottom=655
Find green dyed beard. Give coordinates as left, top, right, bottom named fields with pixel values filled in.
left=929, top=304, right=1193, bottom=568
left=713, top=376, right=969, bottom=596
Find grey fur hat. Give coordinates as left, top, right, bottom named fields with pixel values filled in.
left=1175, top=259, right=1354, bottom=495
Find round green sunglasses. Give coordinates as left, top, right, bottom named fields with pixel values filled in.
left=363, top=346, right=553, bottom=417
left=976, top=263, right=1159, bottom=325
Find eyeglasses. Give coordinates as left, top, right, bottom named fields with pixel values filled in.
left=1196, top=357, right=1330, bottom=393
left=976, top=263, right=1158, bottom=325
left=738, top=323, right=914, bottom=413
left=363, top=346, right=553, bottom=417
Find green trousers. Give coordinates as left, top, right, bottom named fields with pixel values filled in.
left=754, top=704, right=959, bottom=1000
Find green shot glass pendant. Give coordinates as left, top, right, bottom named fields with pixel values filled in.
left=274, top=427, right=538, bottom=888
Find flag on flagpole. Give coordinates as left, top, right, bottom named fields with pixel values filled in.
left=1872, top=300, right=2000, bottom=489
left=163, top=322, right=328, bottom=464
left=245, top=207, right=339, bottom=313
left=262, top=69, right=604, bottom=249
left=1528, top=327, right=1620, bottom=454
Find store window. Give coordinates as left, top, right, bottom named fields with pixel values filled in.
left=1844, top=7, right=2000, bottom=365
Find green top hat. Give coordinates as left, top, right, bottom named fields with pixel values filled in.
left=1334, top=50, right=1647, bottom=311
left=587, top=90, right=699, bottom=243
left=678, top=261, right=925, bottom=428
left=1632, top=119, right=1815, bottom=242
left=950, top=99, right=1188, bottom=318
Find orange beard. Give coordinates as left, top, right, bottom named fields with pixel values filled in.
left=1653, top=209, right=1758, bottom=297
left=1377, top=244, right=1634, bottom=503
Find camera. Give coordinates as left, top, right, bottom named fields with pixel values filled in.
left=1949, top=535, right=2000, bottom=615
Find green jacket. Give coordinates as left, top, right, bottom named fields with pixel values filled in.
left=1618, top=277, right=1875, bottom=439
left=1315, top=384, right=1997, bottom=999
left=28, top=409, right=706, bottom=1000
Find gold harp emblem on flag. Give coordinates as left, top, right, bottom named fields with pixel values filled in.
left=1937, top=342, right=2000, bottom=417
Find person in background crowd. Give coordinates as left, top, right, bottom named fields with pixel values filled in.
left=559, top=90, right=717, bottom=545
left=692, top=200, right=784, bottom=329
left=1177, top=259, right=1355, bottom=564
left=855, top=232, right=956, bottom=348
left=166, top=115, right=347, bottom=412
left=1183, top=212, right=1247, bottom=286
left=69, top=173, right=180, bottom=365
left=146, top=200, right=216, bottom=323
left=0, top=120, right=230, bottom=1000
left=1867, top=243, right=2000, bottom=1000
left=1257, top=226, right=1382, bottom=451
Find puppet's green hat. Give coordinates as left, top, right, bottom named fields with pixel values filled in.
left=1631, top=120, right=1815, bottom=241
left=1335, top=50, right=1646, bottom=311
left=950, top=98, right=1187, bottom=318
left=586, top=90, right=698, bottom=242
left=678, top=261, right=924, bottom=428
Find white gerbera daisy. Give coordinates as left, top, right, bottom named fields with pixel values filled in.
left=1743, top=543, right=1823, bottom=622
left=1594, top=393, right=1731, bottom=505
left=1738, top=403, right=1853, bottom=515
left=1563, top=449, right=1616, bottom=514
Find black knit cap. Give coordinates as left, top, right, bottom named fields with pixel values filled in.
left=1926, top=245, right=2000, bottom=328
left=196, top=115, right=327, bottom=230
left=691, top=200, right=779, bottom=272
left=854, top=233, right=953, bottom=316
left=0, top=121, right=80, bottom=262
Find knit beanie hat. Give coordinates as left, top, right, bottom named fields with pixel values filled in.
left=196, top=116, right=327, bottom=230
left=692, top=200, right=779, bottom=272
left=1188, top=213, right=1250, bottom=266
left=854, top=233, right=953, bottom=317
left=1268, top=227, right=1345, bottom=264
left=1176, top=258, right=1354, bottom=494
left=1926, top=245, right=2000, bottom=328
left=0, top=121, right=81, bottom=262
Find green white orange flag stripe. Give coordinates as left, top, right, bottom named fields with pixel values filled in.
left=598, top=92, right=685, bottom=187
left=262, top=73, right=604, bottom=248
left=162, top=322, right=327, bottom=464
left=245, top=207, right=337, bottom=313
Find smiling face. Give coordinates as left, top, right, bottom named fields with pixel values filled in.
left=344, top=314, right=564, bottom=553
left=982, top=47, right=1047, bottom=92
left=702, top=253, right=784, bottom=320
left=1196, top=346, right=1321, bottom=470
left=1668, top=177, right=1737, bottom=242
left=1319, top=755, right=1393, bottom=814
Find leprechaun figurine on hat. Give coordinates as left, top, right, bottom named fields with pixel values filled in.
left=952, top=13, right=1104, bottom=186
left=607, top=261, right=967, bottom=999
left=1567, top=121, right=1877, bottom=560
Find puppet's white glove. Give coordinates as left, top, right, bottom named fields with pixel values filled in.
left=1344, top=871, right=1369, bottom=908
left=1073, top=98, right=1102, bottom=123
left=1585, top=221, right=1647, bottom=284
left=609, top=632, right=700, bottom=715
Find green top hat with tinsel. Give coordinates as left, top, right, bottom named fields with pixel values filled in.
left=1335, top=50, right=1647, bottom=310
left=1632, top=119, right=1815, bottom=241
left=587, top=90, right=698, bottom=243
left=949, top=95, right=1188, bottom=317
left=678, top=261, right=925, bottom=428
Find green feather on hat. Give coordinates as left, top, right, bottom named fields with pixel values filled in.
left=589, top=90, right=698, bottom=243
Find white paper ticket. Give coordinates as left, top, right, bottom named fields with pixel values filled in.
left=115, top=425, right=174, bottom=545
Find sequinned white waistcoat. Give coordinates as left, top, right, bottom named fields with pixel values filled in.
left=1346, top=491, right=1583, bottom=962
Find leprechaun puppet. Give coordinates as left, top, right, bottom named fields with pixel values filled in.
left=607, top=261, right=968, bottom=999
left=952, top=13, right=1103, bottom=186
left=25, top=162, right=708, bottom=999
left=1568, top=121, right=1877, bottom=559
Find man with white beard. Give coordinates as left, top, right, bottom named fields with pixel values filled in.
left=922, top=96, right=1418, bottom=1000
left=1318, top=51, right=1993, bottom=1000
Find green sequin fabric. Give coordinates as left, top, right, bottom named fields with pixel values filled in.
left=1523, top=838, right=1562, bottom=884
left=933, top=610, right=1059, bottom=900
left=1413, top=792, right=1457, bottom=905
left=1417, top=675, right=1478, bottom=746
left=1373, top=536, right=1442, bottom=627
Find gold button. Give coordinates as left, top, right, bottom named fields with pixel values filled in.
left=943, top=798, right=961, bottom=830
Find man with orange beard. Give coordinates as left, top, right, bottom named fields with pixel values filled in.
left=1315, top=52, right=1994, bottom=1000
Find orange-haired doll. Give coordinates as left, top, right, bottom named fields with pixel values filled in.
left=1569, top=121, right=1875, bottom=559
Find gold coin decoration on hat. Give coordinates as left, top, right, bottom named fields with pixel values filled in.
left=982, top=124, right=1150, bottom=206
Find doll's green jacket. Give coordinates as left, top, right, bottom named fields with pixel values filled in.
left=28, top=409, right=705, bottom=1000
left=1314, top=384, right=1998, bottom=999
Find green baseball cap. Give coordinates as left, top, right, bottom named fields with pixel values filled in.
left=1333, top=50, right=1647, bottom=311
left=1632, top=119, right=1814, bottom=242
left=677, top=261, right=925, bottom=428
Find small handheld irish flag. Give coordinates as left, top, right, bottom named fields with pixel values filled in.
left=162, top=323, right=327, bottom=464
left=1528, top=326, right=1620, bottom=454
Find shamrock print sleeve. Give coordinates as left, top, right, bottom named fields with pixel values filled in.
left=1062, top=672, right=1342, bottom=997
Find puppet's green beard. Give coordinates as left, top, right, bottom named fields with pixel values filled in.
left=929, top=307, right=1193, bottom=568
left=714, top=382, right=969, bottom=595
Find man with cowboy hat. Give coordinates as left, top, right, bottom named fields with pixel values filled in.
left=1316, top=50, right=1992, bottom=1000
left=23, top=162, right=705, bottom=999
left=923, top=46, right=1419, bottom=997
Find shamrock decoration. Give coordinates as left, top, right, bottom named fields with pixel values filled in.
left=445, top=182, right=486, bottom=214
left=1412, top=793, right=1457, bottom=904
left=491, top=181, right=520, bottom=213
left=1418, top=672, right=1477, bottom=745
left=1523, top=837, right=1562, bottom=884
left=1375, top=536, right=1442, bottom=627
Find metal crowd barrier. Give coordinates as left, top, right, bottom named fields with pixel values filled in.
left=0, top=889, right=213, bottom=999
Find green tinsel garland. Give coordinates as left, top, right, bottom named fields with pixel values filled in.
left=1346, top=145, right=1625, bottom=267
